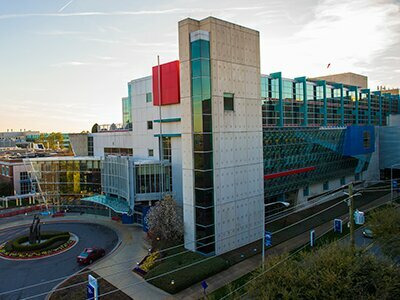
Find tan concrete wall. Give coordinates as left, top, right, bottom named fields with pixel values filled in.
left=310, top=72, right=368, bottom=89
left=180, top=17, right=264, bottom=255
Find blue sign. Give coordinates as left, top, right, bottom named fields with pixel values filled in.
left=201, top=280, right=208, bottom=291
left=87, top=284, right=95, bottom=300
left=88, top=274, right=98, bottom=300
left=392, top=180, right=398, bottom=188
left=354, top=210, right=365, bottom=225
left=334, top=219, right=342, bottom=233
left=265, top=231, right=272, bottom=247
left=310, top=230, right=316, bottom=247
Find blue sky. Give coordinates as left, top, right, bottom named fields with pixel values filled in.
left=0, top=0, right=399, bottom=132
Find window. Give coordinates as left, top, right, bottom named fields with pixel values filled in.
left=340, top=177, right=346, bottom=185
left=323, top=181, right=329, bottom=191
left=363, top=131, right=371, bottom=149
left=146, top=92, right=152, bottom=103
left=303, top=186, right=309, bottom=197
left=148, top=149, right=154, bottom=157
left=147, top=121, right=153, bottom=130
left=224, top=92, right=234, bottom=111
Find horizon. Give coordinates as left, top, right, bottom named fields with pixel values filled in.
left=1, top=0, right=399, bottom=133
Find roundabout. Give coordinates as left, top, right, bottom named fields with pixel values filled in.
left=0, top=231, right=79, bottom=261
left=0, top=221, right=119, bottom=300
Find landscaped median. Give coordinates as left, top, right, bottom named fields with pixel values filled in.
left=134, top=247, right=230, bottom=294
left=0, top=231, right=77, bottom=260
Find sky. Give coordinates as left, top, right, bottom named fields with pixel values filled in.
left=0, top=0, right=399, bottom=133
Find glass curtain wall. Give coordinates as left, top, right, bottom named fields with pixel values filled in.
left=191, top=31, right=215, bottom=254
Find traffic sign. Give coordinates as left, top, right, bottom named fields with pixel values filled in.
left=265, top=231, right=272, bottom=247
left=310, top=230, right=316, bottom=247
left=201, top=280, right=208, bottom=290
left=354, top=210, right=365, bottom=225
left=88, top=274, right=98, bottom=300
left=393, top=180, right=398, bottom=188
left=333, top=219, right=342, bottom=233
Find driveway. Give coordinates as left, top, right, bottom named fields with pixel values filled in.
left=0, top=222, right=118, bottom=300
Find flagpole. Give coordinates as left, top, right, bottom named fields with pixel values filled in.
left=157, top=55, right=164, bottom=201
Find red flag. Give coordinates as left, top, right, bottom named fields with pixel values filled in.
left=327, top=63, right=331, bottom=69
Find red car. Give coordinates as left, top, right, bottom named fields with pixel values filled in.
left=77, top=248, right=105, bottom=265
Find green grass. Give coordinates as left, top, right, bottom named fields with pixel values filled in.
left=144, top=247, right=230, bottom=294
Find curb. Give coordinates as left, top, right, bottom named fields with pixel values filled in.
left=44, top=224, right=123, bottom=300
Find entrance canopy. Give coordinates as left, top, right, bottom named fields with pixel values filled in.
left=81, top=195, right=130, bottom=214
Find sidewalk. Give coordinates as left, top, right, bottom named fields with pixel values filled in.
left=174, top=193, right=392, bottom=299
left=0, top=213, right=170, bottom=300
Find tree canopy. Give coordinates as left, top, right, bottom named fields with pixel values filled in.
left=367, top=205, right=400, bottom=261
left=246, top=244, right=400, bottom=300
left=145, top=195, right=184, bottom=249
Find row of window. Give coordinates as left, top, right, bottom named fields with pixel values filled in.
left=302, top=175, right=360, bottom=197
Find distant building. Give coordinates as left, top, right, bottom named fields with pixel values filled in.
left=310, top=72, right=368, bottom=89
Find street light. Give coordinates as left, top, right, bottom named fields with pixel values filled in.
left=390, top=163, right=400, bottom=202
left=262, top=201, right=290, bottom=269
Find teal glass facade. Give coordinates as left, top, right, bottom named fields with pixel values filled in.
left=122, top=97, right=132, bottom=129
left=261, top=73, right=400, bottom=210
left=191, top=33, right=215, bottom=254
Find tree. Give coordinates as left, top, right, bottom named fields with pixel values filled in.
left=0, top=181, right=13, bottom=197
left=367, top=205, right=400, bottom=260
left=145, top=195, right=184, bottom=249
left=246, top=244, right=400, bottom=299
left=91, top=123, right=99, bottom=133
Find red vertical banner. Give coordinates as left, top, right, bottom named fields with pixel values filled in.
left=152, top=60, right=180, bottom=106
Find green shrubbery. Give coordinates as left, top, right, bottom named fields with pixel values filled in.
left=8, top=231, right=70, bottom=252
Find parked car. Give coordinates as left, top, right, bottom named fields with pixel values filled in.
left=77, top=248, right=105, bottom=265
left=362, top=227, right=374, bottom=239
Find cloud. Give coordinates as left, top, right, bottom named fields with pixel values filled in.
left=51, top=61, right=92, bottom=67
left=58, top=0, right=74, bottom=13
left=0, top=6, right=266, bottom=20
left=33, top=30, right=86, bottom=36
left=262, top=0, right=400, bottom=81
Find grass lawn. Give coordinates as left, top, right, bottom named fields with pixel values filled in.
left=144, top=247, right=230, bottom=294
left=49, top=271, right=132, bottom=300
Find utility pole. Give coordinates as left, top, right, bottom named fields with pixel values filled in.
left=348, top=183, right=355, bottom=251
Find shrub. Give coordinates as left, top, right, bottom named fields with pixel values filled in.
left=140, top=251, right=160, bottom=272
left=10, top=232, right=70, bottom=252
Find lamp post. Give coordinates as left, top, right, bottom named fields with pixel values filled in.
left=262, top=201, right=290, bottom=270
left=390, top=163, right=400, bottom=203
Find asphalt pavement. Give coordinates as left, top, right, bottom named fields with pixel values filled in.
left=0, top=222, right=118, bottom=300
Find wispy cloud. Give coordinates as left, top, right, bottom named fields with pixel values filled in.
left=58, top=0, right=74, bottom=13
left=51, top=61, right=92, bottom=67
left=0, top=7, right=266, bottom=20
left=262, top=0, right=400, bottom=81
left=33, top=30, right=86, bottom=36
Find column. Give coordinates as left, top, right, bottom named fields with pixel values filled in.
left=295, top=77, right=307, bottom=126
left=271, top=72, right=283, bottom=127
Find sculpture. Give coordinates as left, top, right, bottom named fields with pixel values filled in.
left=29, top=215, right=41, bottom=244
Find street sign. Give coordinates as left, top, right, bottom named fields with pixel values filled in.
left=265, top=231, right=272, bottom=247
left=354, top=210, right=365, bottom=225
left=87, top=284, right=95, bottom=300
left=201, top=280, right=208, bottom=294
left=310, top=230, right=316, bottom=247
left=334, top=219, right=342, bottom=233
left=87, top=274, right=98, bottom=300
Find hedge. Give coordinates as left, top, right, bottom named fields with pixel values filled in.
left=10, top=232, right=70, bottom=252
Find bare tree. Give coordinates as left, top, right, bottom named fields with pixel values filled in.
left=145, top=195, right=183, bottom=249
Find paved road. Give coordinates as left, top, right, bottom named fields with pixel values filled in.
left=0, top=222, right=118, bottom=300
